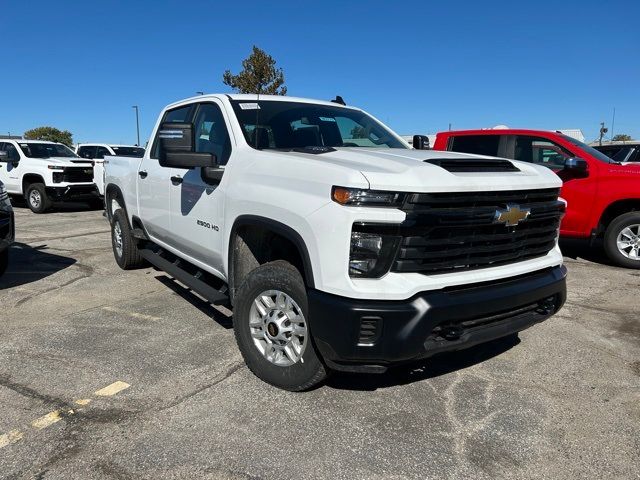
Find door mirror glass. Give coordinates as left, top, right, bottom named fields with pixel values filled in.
left=158, top=122, right=218, bottom=169
left=0, top=151, right=8, bottom=162
left=413, top=135, right=430, bottom=150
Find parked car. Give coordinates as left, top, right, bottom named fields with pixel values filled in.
left=0, top=140, right=98, bottom=213
left=593, top=142, right=640, bottom=164
left=433, top=129, right=640, bottom=268
left=0, top=179, right=14, bottom=276
left=76, top=144, right=145, bottom=196
left=104, top=94, right=567, bottom=391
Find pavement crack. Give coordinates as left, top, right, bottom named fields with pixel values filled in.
left=159, top=362, right=245, bottom=411
left=14, top=263, right=94, bottom=307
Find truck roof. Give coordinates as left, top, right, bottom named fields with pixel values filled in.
left=7, top=139, right=59, bottom=145
left=436, top=128, right=568, bottom=137
left=166, top=94, right=358, bottom=110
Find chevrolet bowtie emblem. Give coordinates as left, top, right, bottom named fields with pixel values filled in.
left=494, top=204, right=531, bottom=227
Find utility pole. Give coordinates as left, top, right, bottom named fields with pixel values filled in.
left=132, top=106, right=140, bottom=146
left=598, top=122, right=608, bottom=146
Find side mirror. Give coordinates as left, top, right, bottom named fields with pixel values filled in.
left=158, top=122, right=218, bottom=169
left=563, top=157, right=588, bottom=178
left=0, top=151, right=8, bottom=162
left=412, top=135, right=430, bottom=150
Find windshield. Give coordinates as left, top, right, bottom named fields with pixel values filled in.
left=230, top=100, right=407, bottom=150
left=18, top=143, right=78, bottom=158
left=560, top=135, right=615, bottom=164
left=112, top=146, right=145, bottom=157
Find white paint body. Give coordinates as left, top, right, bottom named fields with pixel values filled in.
left=105, top=94, right=564, bottom=301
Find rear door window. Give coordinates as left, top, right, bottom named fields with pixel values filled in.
left=449, top=135, right=500, bottom=157
left=78, top=146, right=97, bottom=159
left=96, top=146, right=111, bottom=159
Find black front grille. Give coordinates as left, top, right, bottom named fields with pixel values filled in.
left=392, top=188, right=563, bottom=274
left=59, top=167, right=94, bottom=183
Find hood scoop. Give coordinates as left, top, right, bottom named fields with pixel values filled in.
left=424, top=157, right=520, bottom=173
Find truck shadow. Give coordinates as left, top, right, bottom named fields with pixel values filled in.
left=325, top=334, right=520, bottom=391
left=560, top=238, right=614, bottom=267
left=9, top=196, right=103, bottom=213
left=154, top=275, right=233, bottom=329
left=0, top=243, right=77, bottom=289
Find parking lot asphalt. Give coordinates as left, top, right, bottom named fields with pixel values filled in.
left=0, top=204, right=639, bottom=480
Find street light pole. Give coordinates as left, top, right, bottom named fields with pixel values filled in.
left=132, top=105, right=140, bottom=146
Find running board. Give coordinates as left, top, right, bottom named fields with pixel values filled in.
left=139, top=248, right=229, bottom=305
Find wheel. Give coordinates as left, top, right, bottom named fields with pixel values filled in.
left=0, top=249, right=8, bottom=277
left=111, top=209, right=145, bottom=270
left=604, top=212, right=640, bottom=269
left=233, top=260, right=327, bottom=391
left=25, top=183, right=51, bottom=213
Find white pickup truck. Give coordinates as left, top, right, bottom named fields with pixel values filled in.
left=104, top=94, right=567, bottom=391
left=0, top=140, right=98, bottom=213
left=76, top=144, right=145, bottom=196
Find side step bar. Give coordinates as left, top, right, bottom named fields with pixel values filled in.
left=138, top=248, right=229, bottom=305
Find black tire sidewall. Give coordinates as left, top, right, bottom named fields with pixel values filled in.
left=0, top=249, right=8, bottom=276
left=234, top=261, right=326, bottom=391
left=111, top=210, right=129, bottom=269
left=604, top=212, right=640, bottom=269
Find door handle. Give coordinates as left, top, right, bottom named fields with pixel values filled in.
left=170, top=175, right=183, bottom=185
left=138, top=170, right=148, bottom=179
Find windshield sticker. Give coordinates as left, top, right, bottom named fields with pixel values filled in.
left=239, top=103, right=260, bottom=110
left=319, top=117, right=336, bottom=122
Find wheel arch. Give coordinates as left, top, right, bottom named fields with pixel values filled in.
left=21, top=173, right=45, bottom=193
left=597, top=199, right=640, bottom=234
left=228, top=215, right=315, bottom=304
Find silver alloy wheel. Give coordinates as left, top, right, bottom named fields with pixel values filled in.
left=249, top=290, right=308, bottom=367
left=113, top=221, right=123, bottom=258
left=29, top=189, right=41, bottom=209
left=616, top=224, right=640, bottom=260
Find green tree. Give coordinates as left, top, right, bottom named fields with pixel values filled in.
left=223, top=46, right=287, bottom=95
left=612, top=134, right=632, bottom=142
left=24, top=126, right=73, bottom=146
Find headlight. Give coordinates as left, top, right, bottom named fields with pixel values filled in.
left=349, top=228, right=401, bottom=278
left=47, top=165, right=64, bottom=170
left=332, top=186, right=405, bottom=207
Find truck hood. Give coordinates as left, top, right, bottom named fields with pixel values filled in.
left=43, top=157, right=93, bottom=167
left=278, top=148, right=562, bottom=192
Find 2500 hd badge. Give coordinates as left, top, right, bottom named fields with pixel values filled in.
left=197, top=219, right=219, bottom=231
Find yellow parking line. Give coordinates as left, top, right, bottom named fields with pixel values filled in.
left=94, top=381, right=130, bottom=397
left=0, top=430, right=23, bottom=449
left=31, top=411, right=63, bottom=430
left=75, top=399, right=91, bottom=406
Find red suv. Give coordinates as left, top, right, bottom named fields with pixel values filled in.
left=433, top=129, right=640, bottom=268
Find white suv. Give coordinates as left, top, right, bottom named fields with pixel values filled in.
left=0, top=140, right=97, bottom=213
left=76, top=144, right=145, bottom=196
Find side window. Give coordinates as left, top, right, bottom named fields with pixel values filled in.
left=151, top=104, right=194, bottom=159
left=78, top=146, right=97, bottom=159
left=449, top=135, right=500, bottom=157
left=5, top=143, right=20, bottom=162
left=192, top=103, right=232, bottom=165
left=95, top=146, right=111, bottom=159
left=514, top=136, right=572, bottom=169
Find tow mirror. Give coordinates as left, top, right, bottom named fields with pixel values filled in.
left=0, top=151, right=7, bottom=162
left=158, top=122, right=218, bottom=169
left=413, top=135, right=430, bottom=150
left=563, top=157, right=588, bottom=178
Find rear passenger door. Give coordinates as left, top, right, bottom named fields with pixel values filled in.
left=169, top=100, right=232, bottom=273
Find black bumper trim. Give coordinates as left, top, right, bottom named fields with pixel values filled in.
left=308, top=265, right=567, bottom=372
left=46, top=185, right=99, bottom=200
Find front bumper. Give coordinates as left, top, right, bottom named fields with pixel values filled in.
left=46, top=184, right=99, bottom=201
left=308, top=265, right=567, bottom=372
left=0, top=209, right=14, bottom=251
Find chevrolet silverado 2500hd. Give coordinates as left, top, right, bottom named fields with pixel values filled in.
left=0, top=179, right=14, bottom=276
left=76, top=144, right=145, bottom=196
left=0, top=140, right=98, bottom=213
left=104, top=94, right=567, bottom=391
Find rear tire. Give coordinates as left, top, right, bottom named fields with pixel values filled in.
left=111, top=209, right=145, bottom=270
left=25, top=183, right=51, bottom=213
left=604, top=212, right=640, bottom=269
left=0, top=249, right=8, bottom=277
left=233, top=260, right=328, bottom=391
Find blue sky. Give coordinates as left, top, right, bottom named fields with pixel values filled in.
left=2, top=0, right=639, bottom=145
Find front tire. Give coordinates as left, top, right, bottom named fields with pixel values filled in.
left=111, top=209, right=145, bottom=270
left=604, top=212, right=640, bottom=269
left=0, top=249, right=8, bottom=277
left=233, top=260, right=327, bottom=391
left=25, top=183, right=51, bottom=213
